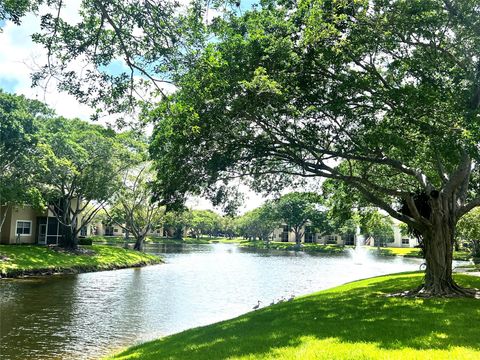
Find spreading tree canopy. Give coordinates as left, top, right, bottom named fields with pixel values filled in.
left=189, top=209, right=223, bottom=237
left=39, top=117, right=135, bottom=249
left=236, top=202, right=279, bottom=242
left=273, top=192, right=324, bottom=244
left=360, top=209, right=395, bottom=247
left=1, top=0, right=208, bottom=119
left=149, top=0, right=480, bottom=297
left=0, top=90, right=49, bottom=231
left=456, top=207, right=480, bottom=260
left=106, top=163, right=165, bottom=251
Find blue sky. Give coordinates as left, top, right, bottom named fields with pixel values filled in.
left=0, top=77, right=19, bottom=92
left=0, top=0, right=261, bottom=92
left=0, top=0, right=266, bottom=212
left=99, top=59, right=130, bottom=77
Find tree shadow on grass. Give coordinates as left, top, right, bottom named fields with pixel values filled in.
left=113, top=274, right=480, bottom=360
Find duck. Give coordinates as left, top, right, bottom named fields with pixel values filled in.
left=252, top=300, right=262, bottom=310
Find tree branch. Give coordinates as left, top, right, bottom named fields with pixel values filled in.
left=457, top=197, right=480, bottom=219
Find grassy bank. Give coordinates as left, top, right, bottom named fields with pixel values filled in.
left=240, top=241, right=471, bottom=260
left=371, top=247, right=471, bottom=261
left=0, top=245, right=162, bottom=278
left=208, top=237, right=245, bottom=244
left=107, top=273, right=480, bottom=360
left=240, top=241, right=347, bottom=254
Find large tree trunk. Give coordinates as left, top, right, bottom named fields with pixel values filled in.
left=173, top=226, right=183, bottom=240
left=57, top=199, right=78, bottom=250
left=60, top=226, right=78, bottom=250
left=133, top=235, right=145, bottom=251
left=413, top=202, right=476, bottom=297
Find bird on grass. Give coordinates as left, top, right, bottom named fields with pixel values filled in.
left=288, top=294, right=295, bottom=302
left=252, top=300, right=262, bottom=310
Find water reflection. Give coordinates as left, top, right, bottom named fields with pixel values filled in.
left=1, top=243, right=437, bottom=360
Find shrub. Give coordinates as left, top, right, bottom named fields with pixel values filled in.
left=79, top=238, right=93, bottom=245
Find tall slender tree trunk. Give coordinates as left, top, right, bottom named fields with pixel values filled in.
left=294, top=228, right=301, bottom=245
left=0, top=205, right=10, bottom=234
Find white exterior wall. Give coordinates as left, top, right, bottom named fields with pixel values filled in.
left=270, top=224, right=342, bottom=244
left=0, top=202, right=87, bottom=244
left=93, top=222, right=123, bottom=236
left=146, top=227, right=164, bottom=237
left=389, top=221, right=419, bottom=248
left=268, top=217, right=419, bottom=248
left=270, top=226, right=304, bottom=242
left=0, top=206, right=39, bottom=244
left=94, top=223, right=165, bottom=238
left=365, top=219, right=419, bottom=248
left=318, top=234, right=343, bottom=245
left=271, top=228, right=292, bottom=242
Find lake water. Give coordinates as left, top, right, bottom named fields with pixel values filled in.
left=0, top=243, right=440, bottom=359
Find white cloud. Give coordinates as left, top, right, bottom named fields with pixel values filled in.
left=0, top=1, right=270, bottom=213
left=186, top=184, right=267, bottom=215
left=0, top=3, right=95, bottom=120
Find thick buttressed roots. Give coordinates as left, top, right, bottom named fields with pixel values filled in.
left=390, top=280, right=480, bottom=299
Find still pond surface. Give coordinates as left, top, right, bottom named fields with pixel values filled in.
left=1, top=243, right=436, bottom=359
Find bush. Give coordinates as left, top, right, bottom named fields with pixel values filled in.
left=79, top=238, right=93, bottom=245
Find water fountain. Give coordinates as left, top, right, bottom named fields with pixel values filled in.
left=349, top=227, right=369, bottom=265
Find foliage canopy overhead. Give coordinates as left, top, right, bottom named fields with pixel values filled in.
left=150, top=0, right=480, bottom=229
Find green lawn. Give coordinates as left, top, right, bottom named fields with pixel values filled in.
left=90, top=235, right=131, bottom=243
left=148, top=237, right=210, bottom=244
left=372, top=247, right=471, bottom=261
left=208, top=237, right=245, bottom=244
left=0, top=245, right=161, bottom=277
left=107, top=273, right=480, bottom=360
left=241, top=241, right=347, bottom=254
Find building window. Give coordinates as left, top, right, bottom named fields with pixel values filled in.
left=16, top=220, right=32, bottom=236
left=281, top=225, right=290, bottom=242
left=114, top=228, right=119, bottom=233
left=325, top=235, right=337, bottom=244
left=80, top=226, right=87, bottom=236
left=305, top=226, right=315, bottom=243
left=402, top=238, right=410, bottom=245
left=343, top=234, right=355, bottom=246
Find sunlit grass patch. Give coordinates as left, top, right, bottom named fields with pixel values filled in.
left=0, top=245, right=161, bottom=277
left=371, top=247, right=471, bottom=261
left=241, top=241, right=346, bottom=254
left=106, top=273, right=480, bottom=360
